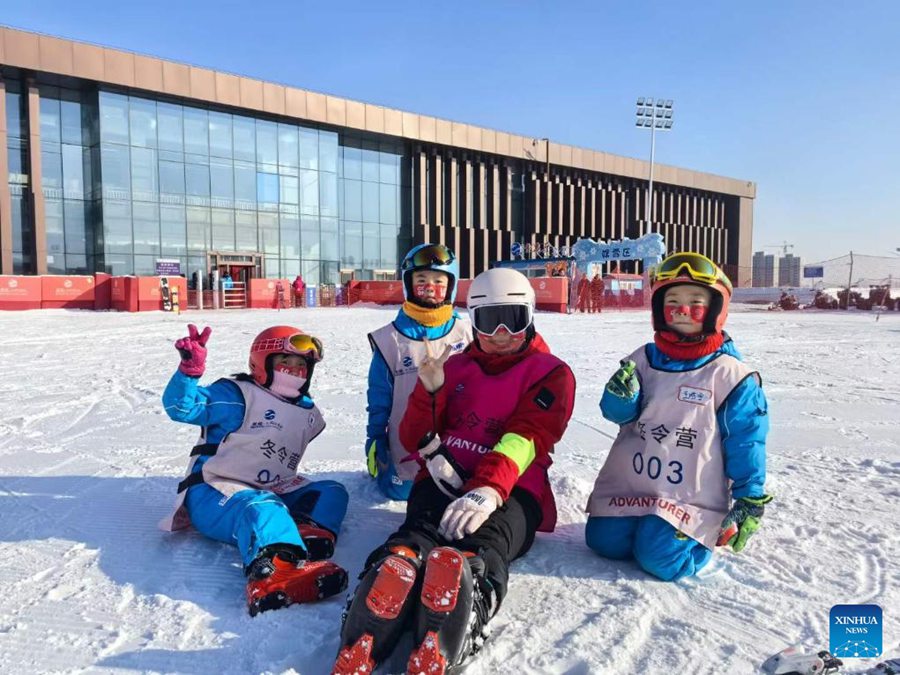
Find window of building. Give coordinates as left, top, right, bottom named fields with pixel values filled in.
left=278, top=124, right=298, bottom=169
left=101, top=144, right=131, bottom=198
left=211, top=208, right=235, bottom=251
left=133, top=202, right=161, bottom=255
left=159, top=161, right=186, bottom=197
left=129, top=97, right=157, bottom=148
left=160, top=204, right=187, bottom=256
left=131, top=147, right=159, bottom=201
left=209, top=112, right=233, bottom=159
left=100, top=92, right=130, bottom=144
left=104, top=199, right=133, bottom=255
left=280, top=211, right=300, bottom=258
left=298, top=128, right=318, bottom=170
left=319, top=132, right=338, bottom=173
left=255, top=120, right=278, bottom=168
left=40, top=95, right=61, bottom=146
left=158, top=102, right=184, bottom=153
left=183, top=108, right=209, bottom=156
left=300, top=216, right=319, bottom=258
left=233, top=115, right=255, bottom=163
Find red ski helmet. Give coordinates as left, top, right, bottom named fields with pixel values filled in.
left=248, top=326, right=324, bottom=390
left=650, top=252, right=732, bottom=334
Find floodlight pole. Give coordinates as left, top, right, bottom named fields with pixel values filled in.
left=646, top=122, right=657, bottom=226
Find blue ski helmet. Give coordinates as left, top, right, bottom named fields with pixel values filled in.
left=400, top=243, right=459, bottom=306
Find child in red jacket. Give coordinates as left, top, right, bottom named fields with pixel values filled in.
left=333, top=268, right=576, bottom=675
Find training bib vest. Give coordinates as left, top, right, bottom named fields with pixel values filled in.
left=369, top=318, right=471, bottom=481
left=439, top=351, right=565, bottom=531
left=586, top=346, right=759, bottom=549
left=160, top=379, right=324, bottom=531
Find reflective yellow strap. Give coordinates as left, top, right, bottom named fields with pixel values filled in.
left=493, top=433, right=536, bottom=476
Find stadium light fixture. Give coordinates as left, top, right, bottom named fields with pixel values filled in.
left=635, top=97, right=675, bottom=228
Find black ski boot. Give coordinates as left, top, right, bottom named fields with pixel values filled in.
left=406, top=547, right=495, bottom=675
left=332, top=545, right=422, bottom=674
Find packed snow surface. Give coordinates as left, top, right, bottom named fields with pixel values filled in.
left=0, top=306, right=897, bottom=674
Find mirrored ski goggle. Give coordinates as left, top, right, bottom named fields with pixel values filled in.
left=471, top=304, right=533, bottom=337
left=401, top=244, right=455, bottom=271
left=252, top=333, right=324, bottom=361
left=651, top=252, right=732, bottom=293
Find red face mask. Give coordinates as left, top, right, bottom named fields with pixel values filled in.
left=273, top=361, right=308, bottom=378
left=664, top=304, right=707, bottom=324
left=414, top=284, right=447, bottom=302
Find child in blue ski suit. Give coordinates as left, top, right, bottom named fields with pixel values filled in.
left=161, top=323, right=349, bottom=615
left=585, top=253, right=772, bottom=581
left=365, top=243, right=471, bottom=500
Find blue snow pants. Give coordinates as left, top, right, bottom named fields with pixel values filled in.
left=185, top=479, right=349, bottom=568
left=585, top=515, right=713, bottom=581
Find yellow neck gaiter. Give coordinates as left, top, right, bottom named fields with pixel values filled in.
left=402, top=301, right=454, bottom=327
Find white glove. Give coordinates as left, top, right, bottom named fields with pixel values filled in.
left=420, top=434, right=468, bottom=498
left=438, top=487, right=502, bottom=541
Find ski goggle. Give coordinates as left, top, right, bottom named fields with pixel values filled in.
left=472, top=304, right=533, bottom=337
left=252, top=333, right=323, bottom=362
left=650, top=252, right=732, bottom=294
left=401, top=244, right=455, bottom=271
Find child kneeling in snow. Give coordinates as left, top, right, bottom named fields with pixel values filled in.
left=586, top=253, right=772, bottom=581
left=160, top=324, right=349, bottom=615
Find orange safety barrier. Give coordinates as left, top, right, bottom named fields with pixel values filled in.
left=248, top=278, right=291, bottom=308
left=41, top=275, right=95, bottom=309
left=0, top=276, right=42, bottom=310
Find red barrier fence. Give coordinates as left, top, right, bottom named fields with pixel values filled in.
left=1, top=274, right=571, bottom=313
left=348, top=277, right=569, bottom=313
left=248, top=278, right=291, bottom=308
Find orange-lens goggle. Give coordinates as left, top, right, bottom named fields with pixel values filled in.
left=401, top=244, right=455, bottom=271
left=651, top=253, right=732, bottom=293
left=287, top=333, right=324, bottom=361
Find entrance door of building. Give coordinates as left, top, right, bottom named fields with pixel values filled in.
left=209, top=251, right=264, bottom=309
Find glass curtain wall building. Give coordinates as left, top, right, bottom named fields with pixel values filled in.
left=5, top=82, right=406, bottom=283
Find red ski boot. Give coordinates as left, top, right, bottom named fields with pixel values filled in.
left=246, top=546, right=348, bottom=617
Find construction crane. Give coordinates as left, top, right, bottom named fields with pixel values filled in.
left=765, top=241, right=795, bottom=255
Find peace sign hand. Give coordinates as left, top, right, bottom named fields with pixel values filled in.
left=418, top=338, right=453, bottom=393
left=175, top=324, right=212, bottom=378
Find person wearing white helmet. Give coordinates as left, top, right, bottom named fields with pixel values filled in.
left=334, top=267, right=576, bottom=675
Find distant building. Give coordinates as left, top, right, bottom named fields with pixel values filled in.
left=752, top=251, right=777, bottom=287
left=778, top=253, right=801, bottom=287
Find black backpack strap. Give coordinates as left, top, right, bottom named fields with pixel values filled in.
left=177, top=471, right=205, bottom=494
left=190, top=443, right=219, bottom=457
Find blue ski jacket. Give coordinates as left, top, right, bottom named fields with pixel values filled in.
left=599, top=337, right=768, bottom=499
left=162, top=370, right=317, bottom=474
left=365, top=308, right=465, bottom=441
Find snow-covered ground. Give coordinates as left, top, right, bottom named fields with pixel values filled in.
left=0, top=306, right=897, bottom=675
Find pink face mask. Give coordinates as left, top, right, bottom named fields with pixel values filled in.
left=664, top=304, right=707, bottom=324
left=414, top=284, right=447, bottom=302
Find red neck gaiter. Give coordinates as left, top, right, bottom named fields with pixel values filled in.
left=654, top=330, right=724, bottom=360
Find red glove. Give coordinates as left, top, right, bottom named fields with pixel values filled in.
left=175, top=324, right=211, bottom=377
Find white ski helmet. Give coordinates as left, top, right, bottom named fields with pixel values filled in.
left=467, top=268, right=535, bottom=336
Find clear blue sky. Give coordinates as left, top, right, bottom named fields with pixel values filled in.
left=6, top=1, right=899, bottom=263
